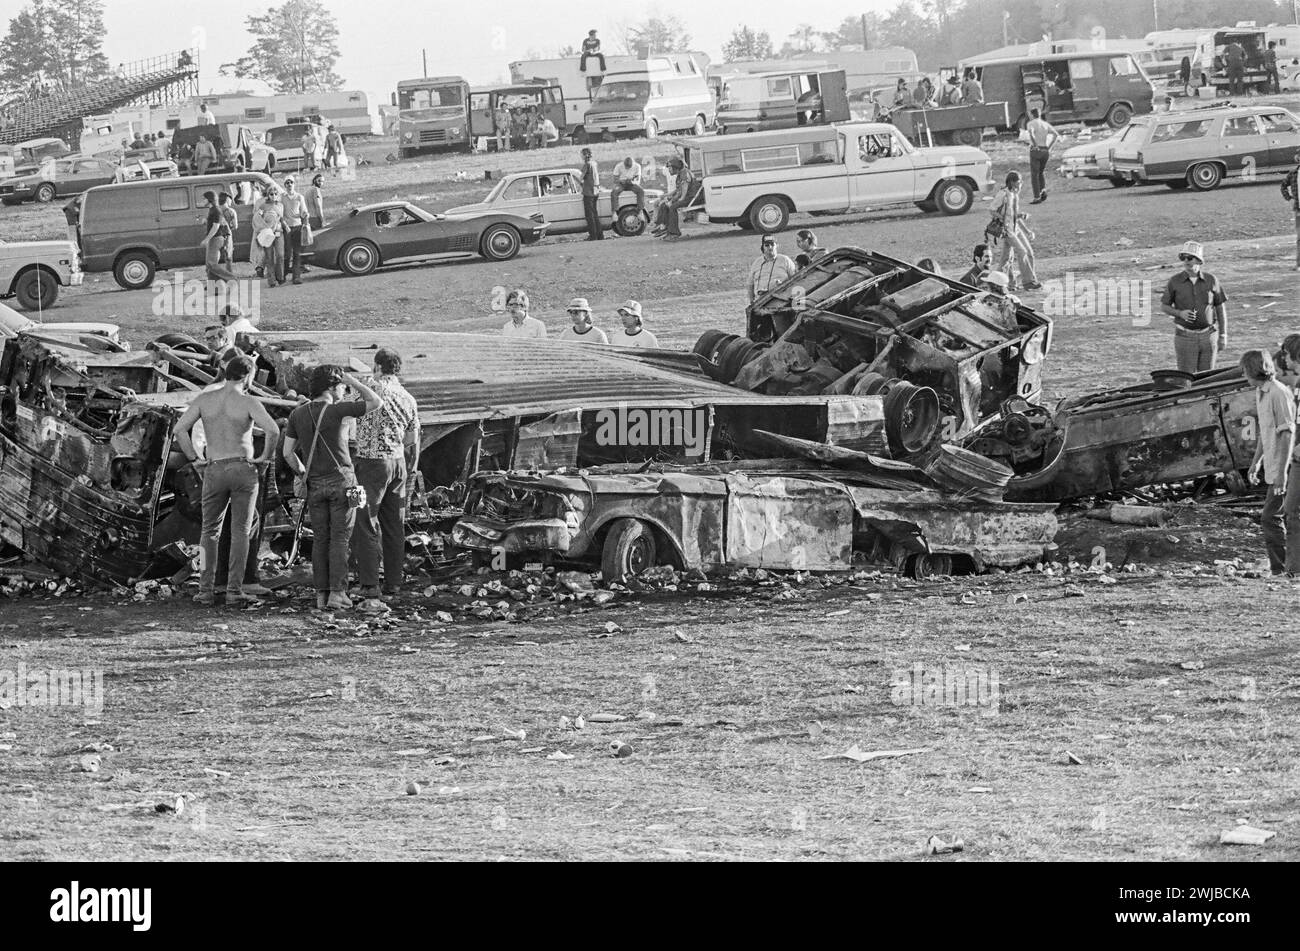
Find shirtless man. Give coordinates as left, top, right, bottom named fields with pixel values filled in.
left=174, top=355, right=280, bottom=606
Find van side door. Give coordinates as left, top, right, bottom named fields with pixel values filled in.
left=818, top=71, right=851, bottom=124
left=1067, top=58, right=1101, bottom=119
left=469, top=93, right=493, bottom=141
left=156, top=183, right=202, bottom=268
left=541, top=86, right=567, bottom=136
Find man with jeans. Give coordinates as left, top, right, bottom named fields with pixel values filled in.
left=281, top=176, right=308, bottom=285
left=351, top=348, right=419, bottom=609
left=1243, top=349, right=1298, bottom=576
left=580, top=148, right=603, bottom=240
left=1025, top=108, right=1058, bottom=204
left=1160, top=240, right=1228, bottom=373
left=610, top=156, right=644, bottom=215
left=282, top=366, right=382, bottom=611
left=173, top=355, right=280, bottom=606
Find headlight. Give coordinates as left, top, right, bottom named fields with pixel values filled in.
left=449, top=127, right=461, bottom=136
left=404, top=132, right=413, bottom=141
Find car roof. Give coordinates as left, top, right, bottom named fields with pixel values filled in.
left=353, top=201, right=418, bottom=213
left=82, top=171, right=273, bottom=193
left=502, top=168, right=579, bottom=179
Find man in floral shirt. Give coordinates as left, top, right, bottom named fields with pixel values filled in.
left=351, top=347, right=420, bottom=609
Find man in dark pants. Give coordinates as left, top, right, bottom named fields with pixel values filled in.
left=1223, top=40, right=1246, bottom=97
left=351, top=348, right=419, bottom=611
left=580, top=148, right=603, bottom=240
left=1025, top=108, right=1059, bottom=204
left=1266, top=41, right=1281, bottom=94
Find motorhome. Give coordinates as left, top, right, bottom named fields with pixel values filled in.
left=394, top=76, right=471, bottom=155
left=191, top=90, right=381, bottom=137
left=715, top=68, right=850, bottom=134
left=1192, top=24, right=1300, bottom=93
left=961, top=49, right=1155, bottom=130
left=672, top=122, right=994, bottom=233
left=582, top=54, right=715, bottom=141
left=717, top=48, right=921, bottom=101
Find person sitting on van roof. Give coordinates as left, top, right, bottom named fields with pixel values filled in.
left=962, top=68, right=984, bottom=104
left=580, top=30, right=605, bottom=73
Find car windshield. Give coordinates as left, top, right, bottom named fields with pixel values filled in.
left=484, top=178, right=509, bottom=202
left=1118, top=120, right=1148, bottom=143
left=400, top=85, right=464, bottom=110
left=595, top=81, right=651, bottom=102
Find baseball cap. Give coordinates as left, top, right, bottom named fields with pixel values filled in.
left=616, top=300, right=642, bottom=318
left=981, top=270, right=1010, bottom=291
left=1179, top=240, right=1204, bottom=263
left=566, top=297, right=591, bottom=313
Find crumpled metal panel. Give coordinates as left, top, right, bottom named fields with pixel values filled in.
left=849, top=487, right=1058, bottom=567
left=724, top=473, right=854, bottom=570
left=514, top=410, right=581, bottom=470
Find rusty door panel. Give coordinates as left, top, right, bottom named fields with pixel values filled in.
left=724, top=475, right=854, bottom=569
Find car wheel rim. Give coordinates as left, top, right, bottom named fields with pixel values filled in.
left=488, top=231, right=516, bottom=256
left=123, top=261, right=148, bottom=284
left=758, top=204, right=782, bottom=228
left=628, top=538, right=652, bottom=574
left=943, top=185, right=965, bottom=207
left=346, top=245, right=373, bottom=270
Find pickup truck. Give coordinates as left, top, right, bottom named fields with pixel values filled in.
left=0, top=239, right=83, bottom=310
left=675, top=121, right=995, bottom=233
left=887, top=101, right=1010, bottom=148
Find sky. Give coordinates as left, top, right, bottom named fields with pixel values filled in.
left=0, top=0, right=897, bottom=98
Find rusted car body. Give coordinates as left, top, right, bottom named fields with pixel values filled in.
left=696, top=248, right=1053, bottom=457
left=452, top=464, right=1059, bottom=580
left=967, top=366, right=1259, bottom=502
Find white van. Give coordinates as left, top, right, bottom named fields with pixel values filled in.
left=582, top=54, right=715, bottom=140
left=674, top=122, right=994, bottom=233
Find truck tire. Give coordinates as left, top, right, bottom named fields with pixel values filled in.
left=113, top=251, right=156, bottom=290
left=600, top=518, right=657, bottom=582
left=934, top=179, right=973, bottom=215
left=12, top=267, right=59, bottom=310
left=644, top=119, right=659, bottom=140
left=1187, top=162, right=1223, bottom=191
left=1108, top=176, right=1135, bottom=187
left=692, top=114, right=707, bottom=136
left=954, top=127, right=983, bottom=147
left=747, top=196, right=789, bottom=233
left=1105, top=103, right=1132, bottom=129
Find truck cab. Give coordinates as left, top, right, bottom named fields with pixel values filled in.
left=395, top=76, right=471, bottom=156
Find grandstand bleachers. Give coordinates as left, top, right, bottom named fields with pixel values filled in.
left=0, top=49, right=199, bottom=147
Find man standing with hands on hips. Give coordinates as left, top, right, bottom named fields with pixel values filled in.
left=1160, top=240, right=1228, bottom=373
left=580, top=148, right=603, bottom=241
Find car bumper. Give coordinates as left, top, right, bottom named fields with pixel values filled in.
left=587, top=119, right=642, bottom=135
left=1059, top=164, right=1108, bottom=179
left=1111, top=165, right=1144, bottom=182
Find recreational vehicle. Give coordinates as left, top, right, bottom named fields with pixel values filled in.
left=582, top=54, right=715, bottom=141
left=962, top=50, right=1155, bottom=130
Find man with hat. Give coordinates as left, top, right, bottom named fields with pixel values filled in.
left=938, top=74, right=962, bottom=107
left=609, top=300, right=658, bottom=348
left=747, top=235, right=798, bottom=304
left=557, top=298, right=608, bottom=344
left=1160, top=241, right=1229, bottom=373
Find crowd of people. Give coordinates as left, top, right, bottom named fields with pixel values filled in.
left=500, top=289, right=659, bottom=348
left=493, top=102, right=560, bottom=152
left=200, top=172, right=327, bottom=292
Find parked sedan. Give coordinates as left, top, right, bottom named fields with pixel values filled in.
left=0, top=156, right=119, bottom=204
left=1057, top=128, right=1133, bottom=186
left=306, top=201, right=547, bottom=275
left=445, top=168, right=661, bottom=238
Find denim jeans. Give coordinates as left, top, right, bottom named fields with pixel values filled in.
left=1260, top=476, right=1300, bottom=574
left=352, top=456, right=408, bottom=591
left=308, top=478, right=356, bottom=593
left=287, top=225, right=303, bottom=280
left=264, top=234, right=285, bottom=285
left=198, top=458, right=260, bottom=598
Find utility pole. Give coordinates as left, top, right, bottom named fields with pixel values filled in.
left=422, top=48, right=428, bottom=78
left=1153, top=0, right=1159, bottom=31
left=861, top=13, right=869, bottom=50
left=1002, top=11, right=1010, bottom=47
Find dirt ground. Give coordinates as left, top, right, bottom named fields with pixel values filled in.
left=2, top=117, right=1299, bottom=860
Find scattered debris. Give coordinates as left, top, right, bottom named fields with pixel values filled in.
left=821, top=746, right=930, bottom=763
left=546, top=750, right=574, bottom=761
left=1064, top=751, right=1084, bottom=766
left=609, top=741, right=635, bottom=758
left=925, top=834, right=965, bottom=855
left=405, top=782, right=422, bottom=796
left=1219, top=825, right=1275, bottom=846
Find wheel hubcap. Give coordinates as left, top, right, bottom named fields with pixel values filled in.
left=347, top=246, right=372, bottom=269
left=943, top=185, right=964, bottom=206
left=489, top=231, right=515, bottom=254
left=759, top=204, right=781, bottom=227
left=124, top=261, right=147, bottom=283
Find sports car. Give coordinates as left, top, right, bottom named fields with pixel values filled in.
left=306, top=201, right=548, bottom=275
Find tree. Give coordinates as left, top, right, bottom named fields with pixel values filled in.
left=620, top=15, right=692, bottom=58
left=0, top=0, right=109, bottom=88
left=221, top=0, right=344, bottom=94
left=820, top=14, right=882, bottom=51
left=721, top=26, right=774, bottom=63
left=787, top=23, right=820, bottom=53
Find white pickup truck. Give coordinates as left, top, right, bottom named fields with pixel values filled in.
left=675, top=121, right=995, bottom=233
left=0, top=239, right=83, bottom=311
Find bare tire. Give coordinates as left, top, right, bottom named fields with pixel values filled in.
left=906, top=552, right=953, bottom=580
left=935, top=179, right=973, bottom=215
left=692, top=114, right=707, bottom=136
left=748, top=196, right=789, bottom=234
left=612, top=206, right=646, bottom=237
left=1188, top=162, right=1222, bottom=191
left=1105, top=103, right=1132, bottom=129
left=113, top=251, right=156, bottom=290
left=601, top=518, right=657, bottom=582
left=644, top=119, right=659, bottom=140
left=480, top=224, right=521, bottom=261
left=13, top=268, right=59, bottom=310
left=34, top=182, right=56, bottom=203
left=339, top=239, right=380, bottom=275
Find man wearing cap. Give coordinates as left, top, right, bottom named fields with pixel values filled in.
left=501, top=288, right=547, bottom=338
left=747, top=236, right=798, bottom=303
left=557, top=298, right=608, bottom=344
left=1160, top=241, right=1228, bottom=373
left=580, top=148, right=603, bottom=241
left=609, top=300, right=658, bottom=348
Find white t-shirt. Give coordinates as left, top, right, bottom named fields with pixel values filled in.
left=557, top=324, right=608, bottom=344
left=609, top=327, right=659, bottom=348
left=502, top=316, right=547, bottom=338
left=615, top=161, right=642, bottom=184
